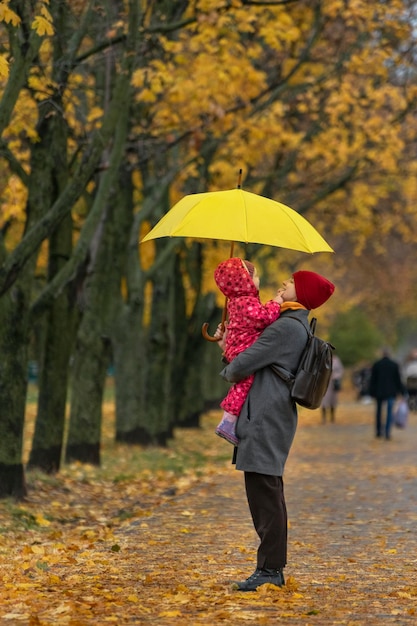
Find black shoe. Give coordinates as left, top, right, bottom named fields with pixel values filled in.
left=233, top=567, right=285, bottom=591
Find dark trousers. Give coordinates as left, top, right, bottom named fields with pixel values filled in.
left=244, top=472, right=287, bottom=570
left=375, top=397, right=395, bottom=438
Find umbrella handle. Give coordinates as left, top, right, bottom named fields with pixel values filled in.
left=202, top=296, right=228, bottom=342
left=201, top=322, right=220, bottom=342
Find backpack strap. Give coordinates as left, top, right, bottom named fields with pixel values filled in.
left=270, top=316, right=315, bottom=384
left=286, top=315, right=316, bottom=337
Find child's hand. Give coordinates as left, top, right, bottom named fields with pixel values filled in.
left=274, top=289, right=284, bottom=305
left=215, top=322, right=228, bottom=350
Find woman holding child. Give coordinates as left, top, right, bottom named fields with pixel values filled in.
left=216, top=268, right=335, bottom=591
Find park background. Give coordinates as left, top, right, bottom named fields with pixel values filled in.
left=1, top=1, right=417, bottom=499
left=1, top=3, right=417, bottom=622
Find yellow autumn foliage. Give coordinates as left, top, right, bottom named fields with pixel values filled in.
left=0, top=0, right=416, bottom=326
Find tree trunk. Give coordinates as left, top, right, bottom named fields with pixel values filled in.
left=28, top=215, right=76, bottom=472
left=28, top=26, right=75, bottom=470
left=139, top=250, right=178, bottom=445
left=65, top=205, right=114, bottom=464
left=113, top=302, right=148, bottom=442
left=114, top=240, right=177, bottom=445
left=114, top=257, right=175, bottom=446
left=0, top=85, right=62, bottom=498
left=0, top=286, right=29, bottom=498
left=65, top=198, right=117, bottom=465
left=66, top=329, right=111, bottom=465
left=178, top=297, right=222, bottom=428
left=66, top=96, right=132, bottom=463
left=112, top=174, right=173, bottom=444
left=0, top=0, right=54, bottom=499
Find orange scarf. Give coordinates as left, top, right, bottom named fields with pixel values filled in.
left=280, top=301, right=307, bottom=313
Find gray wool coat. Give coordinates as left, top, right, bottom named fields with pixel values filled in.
left=220, top=308, right=310, bottom=476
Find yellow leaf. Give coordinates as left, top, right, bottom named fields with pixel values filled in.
left=0, top=3, right=21, bottom=26
left=0, top=55, right=9, bottom=78
left=138, top=88, right=157, bottom=103
left=40, top=5, right=53, bottom=21
left=48, top=574, right=62, bottom=585
left=256, top=582, right=284, bottom=594
left=127, top=595, right=139, bottom=603
left=35, top=514, right=51, bottom=527
left=31, top=15, right=54, bottom=36
left=87, top=106, right=103, bottom=123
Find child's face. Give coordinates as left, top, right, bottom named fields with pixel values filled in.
left=252, top=267, right=260, bottom=290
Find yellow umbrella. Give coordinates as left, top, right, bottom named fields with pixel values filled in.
left=141, top=188, right=333, bottom=254
left=141, top=181, right=333, bottom=340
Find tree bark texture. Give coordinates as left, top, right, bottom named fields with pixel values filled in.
left=65, top=205, right=115, bottom=465
left=28, top=44, right=75, bottom=471
left=28, top=215, right=77, bottom=473
left=0, top=286, right=29, bottom=498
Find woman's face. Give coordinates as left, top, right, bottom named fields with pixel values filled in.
left=280, top=277, right=297, bottom=302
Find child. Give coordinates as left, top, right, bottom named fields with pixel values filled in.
left=214, top=257, right=283, bottom=444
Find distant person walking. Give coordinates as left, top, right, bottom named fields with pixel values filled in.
left=352, top=364, right=372, bottom=403
left=403, top=349, right=417, bottom=411
left=369, top=349, right=405, bottom=440
left=321, top=354, right=344, bottom=423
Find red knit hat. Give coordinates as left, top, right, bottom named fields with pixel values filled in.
left=293, top=270, right=335, bottom=310
left=243, top=260, right=255, bottom=278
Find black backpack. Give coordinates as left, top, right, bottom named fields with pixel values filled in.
left=271, top=317, right=334, bottom=410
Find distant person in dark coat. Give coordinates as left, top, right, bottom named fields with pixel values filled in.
left=369, top=349, right=405, bottom=440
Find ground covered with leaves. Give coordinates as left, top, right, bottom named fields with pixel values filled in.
left=1, top=396, right=417, bottom=625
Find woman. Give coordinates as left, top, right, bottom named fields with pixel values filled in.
left=218, top=270, right=335, bottom=591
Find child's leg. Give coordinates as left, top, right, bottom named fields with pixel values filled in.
left=221, top=375, right=254, bottom=416
left=215, top=376, right=254, bottom=445
left=215, top=410, right=239, bottom=445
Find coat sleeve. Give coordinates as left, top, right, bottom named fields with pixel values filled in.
left=221, top=316, right=306, bottom=383
left=231, top=296, right=281, bottom=330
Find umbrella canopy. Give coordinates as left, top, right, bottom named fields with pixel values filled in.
left=141, top=188, right=333, bottom=254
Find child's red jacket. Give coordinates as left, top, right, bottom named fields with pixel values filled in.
left=214, top=258, right=281, bottom=415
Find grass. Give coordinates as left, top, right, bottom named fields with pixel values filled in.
left=23, top=378, right=231, bottom=478
left=23, top=398, right=231, bottom=494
